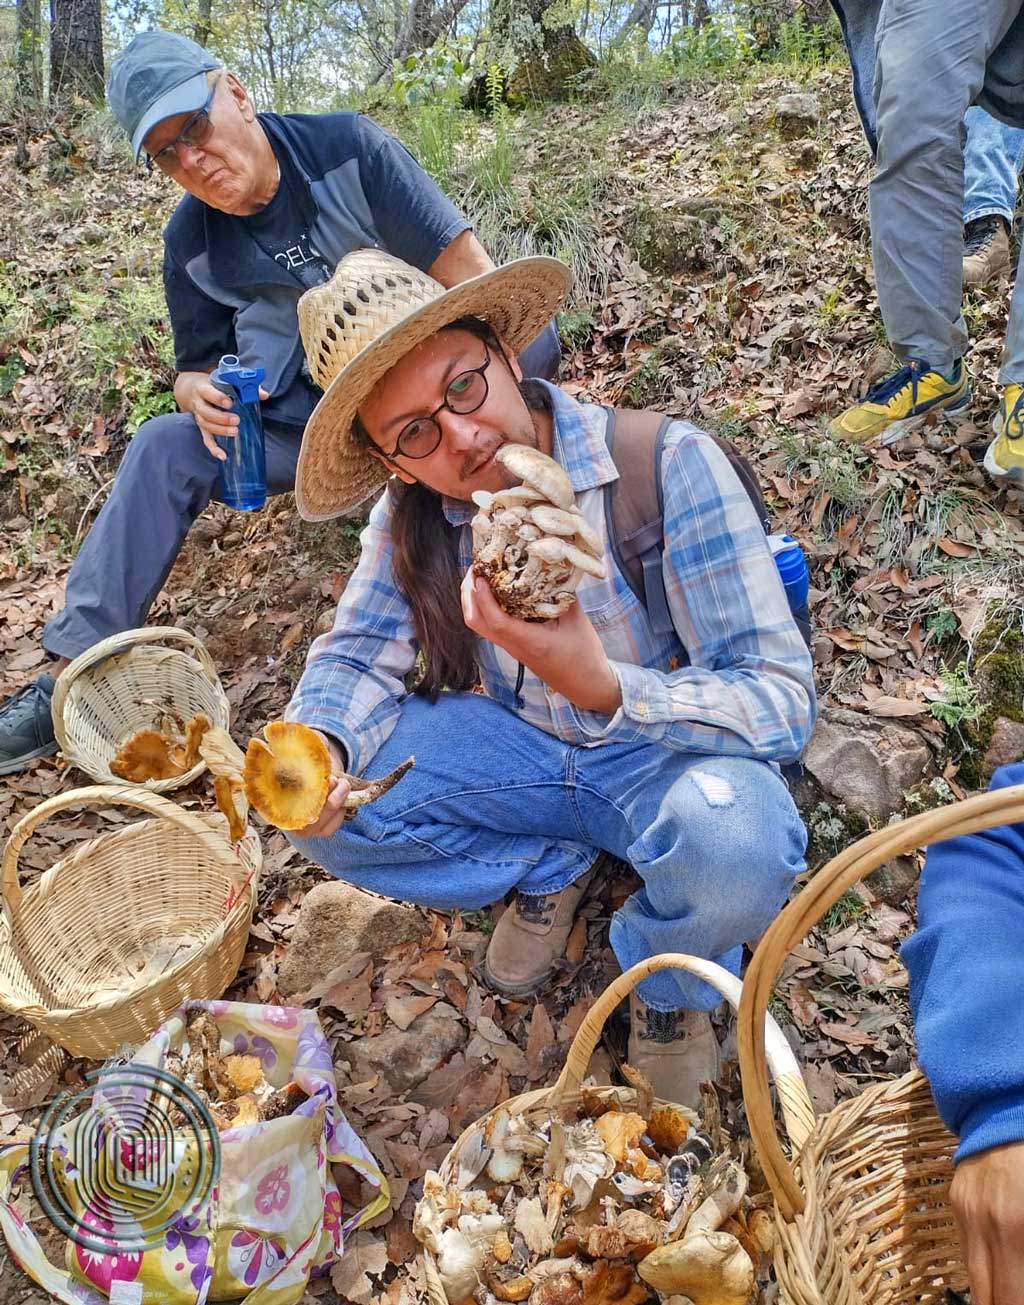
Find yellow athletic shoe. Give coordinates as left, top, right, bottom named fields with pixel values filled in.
left=827, top=358, right=971, bottom=446
left=985, top=383, right=1024, bottom=481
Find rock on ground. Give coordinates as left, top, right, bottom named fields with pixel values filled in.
left=802, top=708, right=933, bottom=821
left=866, top=855, right=919, bottom=907
left=348, top=1009, right=467, bottom=1092
left=775, top=92, right=820, bottom=138
left=277, top=881, right=429, bottom=997
left=982, top=716, right=1024, bottom=782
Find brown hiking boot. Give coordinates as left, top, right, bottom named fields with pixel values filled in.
left=627, top=992, right=721, bottom=1110
left=482, top=863, right=599, bottom=998
left=963, top=215, right=1011, bottom=289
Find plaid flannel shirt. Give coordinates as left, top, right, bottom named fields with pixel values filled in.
left=286, top=383, right=817, bottom=774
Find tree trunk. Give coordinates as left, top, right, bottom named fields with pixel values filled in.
left=49, top=0, right=104, bottom=107
left=799, top=0, right=833, bottom=24
left=611, top=0, right=658, bottom=47
left=16, top=0, right=43, bottom=108
left=390, top=0, right=473, bottom=66
left=193, top=0, right=213, bottom=47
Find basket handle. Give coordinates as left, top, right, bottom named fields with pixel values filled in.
left=549, top=953, right=816, bottom=1156
left=1, top=784, right=245, bottom=923
left=737, top=782, right=1024, bottom=1221
left=51, top=626, right=221, bottom=733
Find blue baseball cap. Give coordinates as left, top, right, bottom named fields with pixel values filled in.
left=108, top=30, right=222, bottom=162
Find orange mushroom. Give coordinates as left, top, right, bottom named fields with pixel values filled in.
left=243, top=721, right=331, bottom=830
left=110, top=728, right=186, bottom=782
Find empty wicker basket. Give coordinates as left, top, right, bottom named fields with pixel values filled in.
left=738, top=782, right=1024, bottom=1304
left=419, top=953, right=816, bottom=1305
left=0, top=785, right=260, bottom=1060
left=51, top=626, right=231, bottom=791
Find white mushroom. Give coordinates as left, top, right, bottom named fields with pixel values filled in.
left=636, top=1231, right=755, bottom=1305
left=526, top=536, right=606, bottom=580
left=471, top=446, right=604, bottom=620
left=496, top=444, right=574, bottom=509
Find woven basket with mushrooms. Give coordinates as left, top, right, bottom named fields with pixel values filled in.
left=414, top=1078, right=778, bottom=1305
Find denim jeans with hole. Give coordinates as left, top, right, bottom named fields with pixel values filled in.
left=288, top=692, right=807, bottom=1013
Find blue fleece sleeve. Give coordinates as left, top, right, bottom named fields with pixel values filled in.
left=901, top=762, right=1024, bottom=1161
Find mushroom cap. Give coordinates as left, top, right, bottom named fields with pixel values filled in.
left=243, top=721, right=331, bottom=830
left=110, top=728, right=185, bottom=783
left=496, top=445, right=574, bottom=510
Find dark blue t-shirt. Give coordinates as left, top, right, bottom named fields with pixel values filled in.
left=162, top=112, right=472, bottom=432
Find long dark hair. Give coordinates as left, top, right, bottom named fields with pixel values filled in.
left=352, top=316, right=551, bottom=699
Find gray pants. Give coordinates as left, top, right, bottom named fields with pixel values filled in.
left=870, top=0, right=1024, bottom=375
left=42, top=414, right=303, bottom=658
left=42, top=320, right=562, bottom=659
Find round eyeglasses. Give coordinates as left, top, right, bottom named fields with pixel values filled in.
left=146, top=75, right=221, bottom=172
left=378, top=346, right=493, bottom=460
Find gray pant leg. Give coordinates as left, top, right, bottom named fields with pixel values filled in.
left=43, top=412, right=301, bottom=658
left=870, top=0, right=1021, bottom=371
left=1000, top=241, right=1024, bottom=381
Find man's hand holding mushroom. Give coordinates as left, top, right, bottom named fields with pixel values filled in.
left=292, top=735, right=353, bottom=839
left=465, top=441, right=621, bottom=715
left=461, top=568, right=622, bottom=716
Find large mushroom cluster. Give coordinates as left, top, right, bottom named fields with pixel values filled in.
left=414, top=1080, right=777, bottom=1305
left=471, top=446, right=606, bottom=621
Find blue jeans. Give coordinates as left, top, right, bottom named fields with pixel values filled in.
left=289, top=692, right=807, bottom=1013
left=832, top=0, right=1024, bottom=225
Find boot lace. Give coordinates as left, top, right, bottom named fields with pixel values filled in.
left=965, top=215, right=1001, bottom=256
left=514, top=892, right=553, bottom=925
left=639, top=1007, right=681, bottom=1043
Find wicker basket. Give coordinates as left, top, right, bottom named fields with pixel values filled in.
left=51, top=626, right=231, bottom=790
left=420, top=953, right=816, bottom=1305
left=737, top=781, right=1024, bottom=1304
left=0, top=785, right=260, bottom=1060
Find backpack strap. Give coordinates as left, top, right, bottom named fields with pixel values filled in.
left=603, top=407, right=675, bottom=636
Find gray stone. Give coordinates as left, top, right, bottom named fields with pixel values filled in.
left=866, top=855, right=919, bottom=907
left=277, top=881, right=429, bottom=997
left=802, top=708, right=933, bottom=821
left=982, top=716, right=1024, bottom=782
left=349, top=1011, right=468, bottom=1092
left=775, top=92, right=820, bottom=138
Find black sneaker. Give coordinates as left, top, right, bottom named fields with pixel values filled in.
left=0, top=673, right=58, bottom=775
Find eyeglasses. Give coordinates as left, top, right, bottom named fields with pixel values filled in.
left=145, top=75, right=220, bottom=172
left=378, top=346, right=493, bottom=460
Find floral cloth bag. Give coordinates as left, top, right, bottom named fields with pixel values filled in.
left=0, top=1000, right=389, bottom=1305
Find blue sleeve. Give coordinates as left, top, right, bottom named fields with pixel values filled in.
left=355, top=115, right=471, bottom=272
left=163, top=235, right=235, bottom=372
left=902, top=762, right=1024, bottom=1161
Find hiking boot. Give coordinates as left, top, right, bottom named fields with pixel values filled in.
left=627, top=992, right=721, bottom=1110
left=482, top=862, right=600, bottom=998
left=963, top=215, right=1011, bottom=289
left=827, top=358, right=971, bottom=446
left=0, top=673, right=58, bottom=775
left=985, top=384, right=1024, bottom=482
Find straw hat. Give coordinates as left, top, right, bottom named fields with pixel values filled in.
left=294, top=248, right=572, bottom=521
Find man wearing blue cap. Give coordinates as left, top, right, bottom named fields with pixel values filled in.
left=0, top=29, right=560, bottom=775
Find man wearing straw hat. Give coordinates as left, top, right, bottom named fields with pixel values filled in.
left=0, top=29, right=559, bottom=778
left=283, top=248, right=816, bottom=1105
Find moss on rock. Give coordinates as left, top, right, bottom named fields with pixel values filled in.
left=954, top=616, right=1024, bottom=789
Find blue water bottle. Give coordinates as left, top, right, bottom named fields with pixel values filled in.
left=769, top=534, right=810, bottom=614
left=210, top=354, right=267, bottom=511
